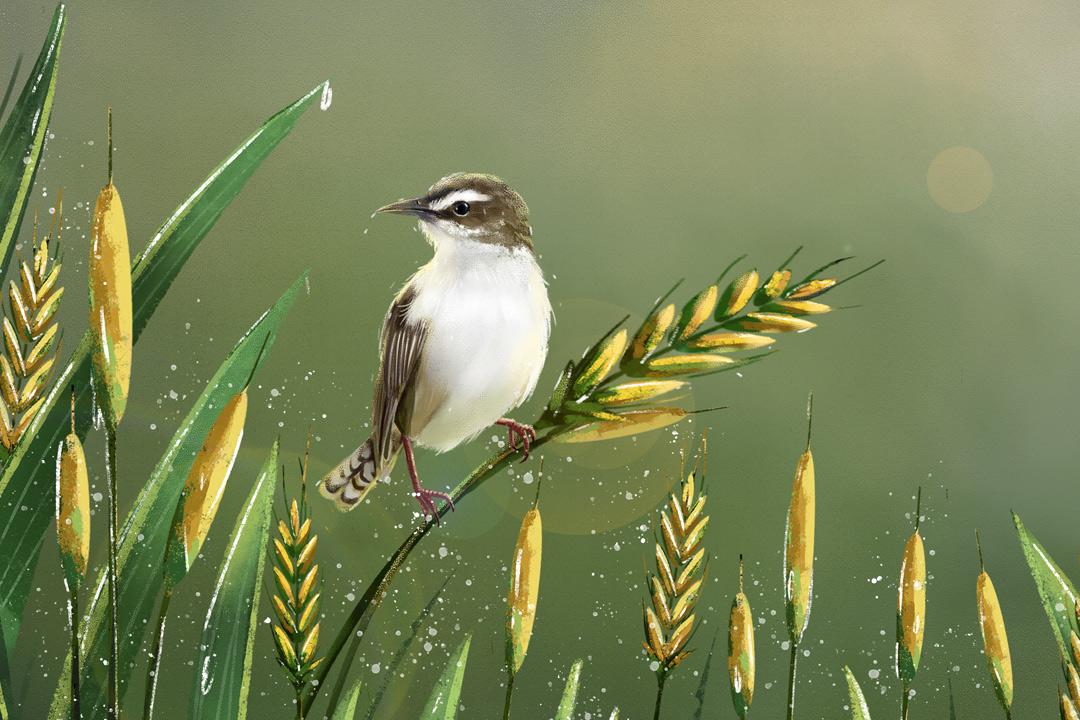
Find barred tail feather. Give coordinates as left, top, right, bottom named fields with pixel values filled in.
left=321, top=437, right=392, bottom=511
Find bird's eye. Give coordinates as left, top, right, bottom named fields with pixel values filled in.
left=452, top=201, right=470, bottom=216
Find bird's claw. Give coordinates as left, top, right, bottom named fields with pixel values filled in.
left=414, top=487, right=455, bottom=525
left=498, top=419, right=536, bottom=463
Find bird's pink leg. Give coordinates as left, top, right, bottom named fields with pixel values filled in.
left=496, top=418, right=536, bottom=463
left=402, top=436, right=454, bottom=523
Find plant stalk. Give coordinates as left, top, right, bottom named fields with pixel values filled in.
left=104, top=422, right=120, bottom=720
left=653, top=668, right=668, bottom=720
left=142, top=585, right=172, bottom=720
left=305, top=436, right=553, bottom=709
left=900, top=680, right=909, bottom=720
left=502, top=668, right=516, bottom=720
left=786, top=640, right=798, bottom=720
left=295, top=683, right=305, bottom=720
left=65, top=575, right=80, bottom=720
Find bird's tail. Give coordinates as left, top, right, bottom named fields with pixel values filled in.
left=320, top=437, right=395, bottom=511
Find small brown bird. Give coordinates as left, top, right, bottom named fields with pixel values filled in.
left=321, top=173, right=552, bottom=520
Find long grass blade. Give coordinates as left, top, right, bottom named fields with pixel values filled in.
left=46, top=276, right=306, bottom=719
left=0, top=5, right=65, bottom=278
left=420, top=635, right=471, bottom=720
left=189, top=441, right=279, bottom=720
left=0, top=82, right=323, bottom=659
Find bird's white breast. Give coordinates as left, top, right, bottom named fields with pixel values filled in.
left=404, top=238, right=551, bottom=452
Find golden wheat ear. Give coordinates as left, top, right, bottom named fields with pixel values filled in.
left=1, top=202, right=64, bottom=451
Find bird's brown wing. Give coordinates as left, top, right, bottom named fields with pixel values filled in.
left=371, top=285, right=427, bottom=466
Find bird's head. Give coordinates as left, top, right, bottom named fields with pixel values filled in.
left=376, top=173, right=532, bottom=251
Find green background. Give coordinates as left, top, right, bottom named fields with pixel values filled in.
left=2, top=1, right=1078, bottom=717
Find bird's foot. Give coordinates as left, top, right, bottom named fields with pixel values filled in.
left=402, top=435, right=454, bottom=525
left=413, top=486, right=455, bottom=524
left=497, top=418, right=536, bottom=462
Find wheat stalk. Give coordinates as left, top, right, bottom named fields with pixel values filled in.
left=1, top=200, right=64, bottom=450
left=643, top=444, right=709, bottom=720
left=272, top=436, right=323, bottom=720
left=540, top=249, right=882, bottom=442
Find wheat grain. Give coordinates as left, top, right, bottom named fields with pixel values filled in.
left=504, top=482, right=543, bottom=719
left=975, top=532, right=1013, bottom=718
left=55, top=390, right=88, bottom=579
left=89, top=113, right=132, bottom=430
left=896, top=489, right=927, bottom=720
left=728, top=556, right=755, bottom=719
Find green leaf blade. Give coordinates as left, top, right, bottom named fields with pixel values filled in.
left=0, top=3, right=65, bottom=275
left=421, top=634, right=471, bottom=720
left=188, top=440, right=279, bottom=720
left=0, top=82, right=323, bottom=657
left=843, top=666, right=871, bottom=720
left=46, top=275, right=306, bottom=719
left=330, top=681, right=363, bottom=720
left=555, top=659, right=584, bottom=720
left=1013, top=512, right=1080, bottom=658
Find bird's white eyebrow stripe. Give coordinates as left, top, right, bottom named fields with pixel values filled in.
left=430, top=189, right=491, bottom=211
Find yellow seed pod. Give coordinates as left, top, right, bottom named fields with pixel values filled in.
left=675, top=285, right=719, bottom=340
left=273, top=626, right=297, bottom=668
left=56, top=429, right=90, bottom=579
left=644, top=354, right=735, bottom=377
left=896, top=516, right=927, bottom=683
left=1066, top=662, right=1080, bottom=710
left=506, top=495, right=543, bottom=676
left=739, top=312, right=816, bottom=334
left=786, top=278, right=837, bottom=300
left=629, top=303, right=676, bottom=362
left=728, top=558, right=755, bottom=719
left=783, top=444, right=815, bottom=643
left=718, top=270, right=759, bottom=318
left=594, top=380, right=686, bottom=407
left=573, top=328, right=628, bottom=396
left=762, top=270, right=791, bottom=299
left=685, top=332, right=775, bottom=352
left=976, top=566, right=1013, bottom=712
left=1073, top=631, right=1080, bottom=669
left=89, top=147, right=133, bottom=429
left=1063, top=691, right=1080, bottom=720
left=164, top=391, right=247, bottom=586
left=768, top=300, right=831, bottom=316
left=556, top=408, right=686, bottom=444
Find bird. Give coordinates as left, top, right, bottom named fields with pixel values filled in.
left=321, top=173, right=552, bottom=521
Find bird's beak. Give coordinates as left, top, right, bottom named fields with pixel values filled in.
left=375, top=196, right=434, bottom=218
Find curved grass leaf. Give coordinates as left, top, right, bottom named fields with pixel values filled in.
left=555, top=659, right=584, bottom=720
left=189, top=440, right=279, bottom=720
left=331, top=681, right=363, bottom=720
left=0, top=81, right=325, bottom=657
left=0, top=4, right=65, bottom=280
left=843, top=666, right=871, bottom=720
left=421, top=635, right=471, bottom=720
left=47, top=275, right=306, bottom=719
left=1013, top=512, right=1079, bottom=658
